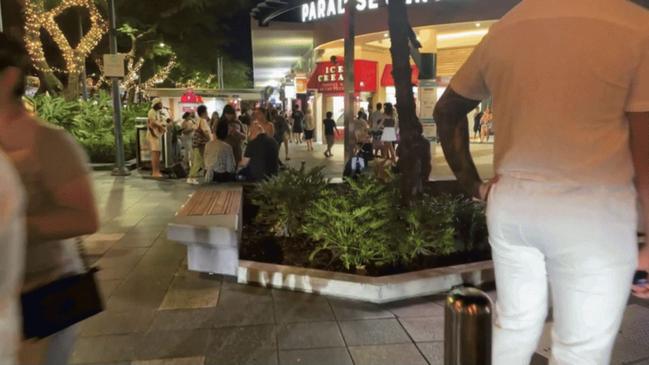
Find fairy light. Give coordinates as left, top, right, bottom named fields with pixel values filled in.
left=24, top=0, right=108, bottom=75
left=142, top=55, right=177, bottom=90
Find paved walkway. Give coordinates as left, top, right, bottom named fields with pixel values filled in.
left=281, top=140, right=495, bottom=181
left=70, top=143, right=649, bottom=365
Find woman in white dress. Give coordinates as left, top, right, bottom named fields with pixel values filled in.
left=380, top=103, right=398, bottom=161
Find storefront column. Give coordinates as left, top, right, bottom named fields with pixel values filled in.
left=417, top=29, right=438, bottom=140
left=343, top=0, right=356, bottom=162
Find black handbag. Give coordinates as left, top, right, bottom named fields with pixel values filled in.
left=21, top=239, right=104, bottom=339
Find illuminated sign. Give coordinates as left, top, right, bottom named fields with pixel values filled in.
left=301, top=0, right=432, bottom=23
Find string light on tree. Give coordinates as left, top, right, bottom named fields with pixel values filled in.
left=24, top=0, right=108, bottom=75
left=142, top=55, right=178, bottom=90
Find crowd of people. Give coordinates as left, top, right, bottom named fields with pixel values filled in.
left=144, top=98, right=408, bottom=184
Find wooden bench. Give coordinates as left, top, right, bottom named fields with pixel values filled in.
left=167, top=185, right=243, bottom=276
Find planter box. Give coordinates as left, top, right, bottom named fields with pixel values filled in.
left=237, top=259, right=494, bottom=304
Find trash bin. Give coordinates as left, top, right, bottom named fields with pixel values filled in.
left=445, top=286, right=493, bottom=365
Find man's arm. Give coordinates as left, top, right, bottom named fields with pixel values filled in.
left=434, top=87, right=483, bottom=199
left=629, top=112, right=649, bottom=268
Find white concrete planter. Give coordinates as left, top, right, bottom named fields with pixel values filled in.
left=237, top=259, right=494, bottom=304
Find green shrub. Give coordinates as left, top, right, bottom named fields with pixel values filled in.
left=398, top=196, right=456, bottom=263
left=31, top=92, right=148, bottom=163
left=304, top=176, right=396, bottom=271
left=251, top=165, right=328, bottom=237
left=301, top=177, right=487, bottom=272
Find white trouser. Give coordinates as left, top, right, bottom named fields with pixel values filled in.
left=488, top=176, right=638, bottom=365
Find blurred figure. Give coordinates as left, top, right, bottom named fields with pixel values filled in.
left=180, top=112, right=197, bottom=168
left=221, top=105, right=245, bottom=166
left=147, top=98, right=167, bottom=177
left=480, top=107, right=492, bottom=143
left=291, top=104, right=304, bottom=144
left=0, top=150, right=25, bottom=365
left=304, top=108, right=316, bottom=152
left=351, top=110, right=370, bottom=155
left=239, top=123, right=279, bottom=182
left=381, top=103, right=398, bottom=161
left=204, top=120, right=236, bottom=183
left=249, top=107, right=275, bottom=142
left=473, top=107, right=483, bottom=140
left=1, top=33, right=99, bottom=365
left=323, top=111, right=338, bottom=158
left=210, top=111, right=220, bottom=136
left=271, top=108, right=291, bottom=161
left=187, top=105, right=211, bottom=185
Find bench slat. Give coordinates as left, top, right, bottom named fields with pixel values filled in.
left=178, top=189, right=242, bottom=217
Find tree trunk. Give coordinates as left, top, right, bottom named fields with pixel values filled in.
left=63, top=72, right=81, bottom=101
left=387, top=0, right=432, bottom=205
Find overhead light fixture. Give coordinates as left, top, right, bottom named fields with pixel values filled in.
left=475, top=23, right=481, bottom=28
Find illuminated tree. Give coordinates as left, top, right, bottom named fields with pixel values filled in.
left=24, top=0, right=108, bottom=100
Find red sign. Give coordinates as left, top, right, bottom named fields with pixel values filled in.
left=307, top=59, right=377, bottom=94
left=180, top=89, right=204, bottom=104
left=381, top=64, right=420, bottom=87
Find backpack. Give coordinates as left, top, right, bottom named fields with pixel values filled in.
left=343, top=154, right=368, bottom=179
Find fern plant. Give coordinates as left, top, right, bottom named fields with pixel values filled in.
left=398, top=196, right=456, bottom=263
left=304, top=175, right=397, bottom=271
left=251, top=164, right=328, bottom=237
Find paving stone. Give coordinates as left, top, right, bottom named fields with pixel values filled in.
left=279, top=348, right=353, bottom=365
left=328, top=299, right=394, bottom=320
left=400, top=317, right=445, bottom=342
left=148, top=308, right=217, bottom=332
left=98, top=279, right=123, bottom=300
left=135, top=329, right=210, bottom=360
left=205, top=349, right=278, bottom=365
left=348, top=344, right=428, bottom=365
left=206, top=325, right=277, bottom=358
left=97, top=265, right=135, bottom=281
left=277, top=321, right=345, bottom=350
left=71, top=334, right=139, bottom=364
left=212, top=299, right=275, bottom=328
left=132, top=357, right=205, bottom=365
left=416, top=342, right=444, bottom=365
left=83, top=239, right=119, bottom=257
left=385, top=298, right=445, bottom=318
left=98, top=247, right=148, bottom=268
left=339, top=319, right=411, bottom=346
left=79, top=309, right=154, bottom=337
left=159, top=270, right=221, bottom=310
left=273, top=291, right=335, bottom=323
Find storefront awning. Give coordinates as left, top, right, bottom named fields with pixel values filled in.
left=307, top=58, right=377, bottom=94
left=381, top=64, right=420, bottom=87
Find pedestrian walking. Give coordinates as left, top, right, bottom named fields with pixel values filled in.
left=271, top=108, right=291, bottom=161
left=434, top=1, right=649, bottom=364
left=291, top=104, right=304, bottom=144
left=473, top=107, right=483, bottom=140
left=381, top=103, right=398, bottom=161
left=480, top=107, right=492, bottom=143
left=323, top=112, right=338, bottom=158
left=1, top=33, right=100, bottom=365
left=304, top=108, right=316, bottom=152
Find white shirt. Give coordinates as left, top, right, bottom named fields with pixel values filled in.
left=451, top=0, right=649, bottom=186
left=0, top=151, right=25, bottom=365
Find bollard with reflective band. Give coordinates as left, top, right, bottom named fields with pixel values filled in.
left=445, top=286, right=493, bottom=365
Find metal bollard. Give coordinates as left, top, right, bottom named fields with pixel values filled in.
left=444, top=286, right=493, bottom=365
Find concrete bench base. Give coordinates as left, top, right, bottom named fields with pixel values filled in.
left=167, top=186, right=243, bottom=277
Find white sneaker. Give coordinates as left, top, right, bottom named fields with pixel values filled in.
left=186, top=178, right=199, bottom=185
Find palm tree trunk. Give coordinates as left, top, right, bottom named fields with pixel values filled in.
left=387, top=0, right=432, bottom=205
